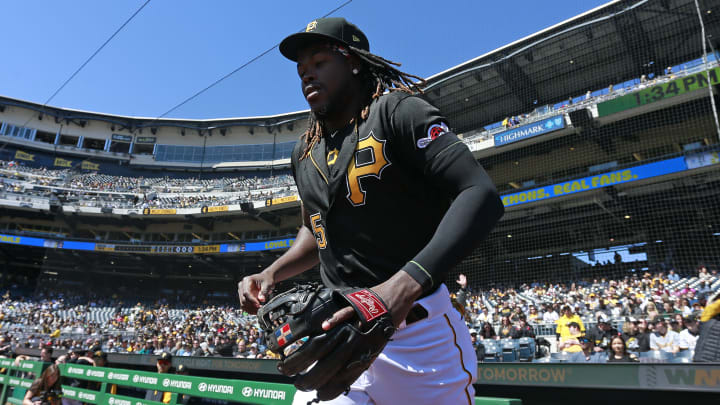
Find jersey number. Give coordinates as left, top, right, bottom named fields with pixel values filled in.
left=310, top=212, right=327, bottom=249
left=345, top=131, right=391, bottom=206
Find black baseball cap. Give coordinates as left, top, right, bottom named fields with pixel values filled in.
left=280, top=17, right=369, bottom=61
left=158, top=352, right=172, bottom=362
left=176, top=364, right=188, bottom=374
left=92, top=350, right=107, bottom=360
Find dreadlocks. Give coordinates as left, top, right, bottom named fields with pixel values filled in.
left=299, top=47, right=426, bottom=160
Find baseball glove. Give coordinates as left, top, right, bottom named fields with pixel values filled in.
left=257, top=283, right=396, bottom=401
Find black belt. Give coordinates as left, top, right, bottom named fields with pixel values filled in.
left=405, top=304, right=428, bottom=325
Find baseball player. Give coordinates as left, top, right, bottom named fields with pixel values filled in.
left=239, top=17, right=503, bottom=404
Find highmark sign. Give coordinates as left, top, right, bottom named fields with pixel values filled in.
left=494, top=116, right=565, bottom=147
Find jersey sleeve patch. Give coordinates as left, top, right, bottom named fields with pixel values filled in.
left=416, top=122, right=449, bottom=149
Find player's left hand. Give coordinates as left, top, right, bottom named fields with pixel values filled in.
left=322, top=271, right=423, bottom=330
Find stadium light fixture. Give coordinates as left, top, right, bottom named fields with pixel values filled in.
left=624, top=215, right=631, bottom=219
left=507, top=234, right=512, bottom=238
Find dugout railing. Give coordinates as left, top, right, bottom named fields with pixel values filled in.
left=0, top=358, right=521, bottom=405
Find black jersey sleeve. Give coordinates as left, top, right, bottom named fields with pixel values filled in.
left=389, top=94, right=464, bottom=170
left=389, top=95, right=505, bottom=294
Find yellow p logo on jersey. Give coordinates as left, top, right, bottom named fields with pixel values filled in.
left=345, top=131, right=391, bottom=206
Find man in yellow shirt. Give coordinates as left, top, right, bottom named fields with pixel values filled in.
left=556, top=305, right=585, bottom=341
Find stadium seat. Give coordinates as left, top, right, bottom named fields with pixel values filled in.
left=671, top=350, right=694, bottom=363
left=482, top=341, right=499, bottom=362
left=550, top=352, right=571, bottom=363
left=501, top=339, right=518, bottom=362
left=517, top=337, right=535, bottom=362
left=638, top=351, right=672, bottom=362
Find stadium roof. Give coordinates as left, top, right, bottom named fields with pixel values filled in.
left=2, top=0, right=718, bottom=135
left=423, top=0, right=720, bottom=133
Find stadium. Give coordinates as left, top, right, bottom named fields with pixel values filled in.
left=1, top=0, right=720, bottom=404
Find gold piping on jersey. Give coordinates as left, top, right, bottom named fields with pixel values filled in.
left=309, top=147, right=329, bottom=184
left=443, top=313, right=473, bottom=405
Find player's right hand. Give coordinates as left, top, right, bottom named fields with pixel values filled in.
left=238, top=272, right=274, bottom=314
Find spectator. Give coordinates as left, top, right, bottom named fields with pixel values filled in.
left=558, top=322, right=583, bottom=353
left=498, top=317, right=513, bottom=339
left=479, top=322, right=496, bottom=340
left=678, top=314, right=699, bottom=352
left=586, top=314, right=618, bottom=352
left=145, top=352, right=173, bottom=404
left=190, top=340, right=203, bottom=356
left=215, top=335, right=234, bottom=357
left=650, top=318, right=679, bottom=354
left=607, top=335, right=638, bottom=363
left=511, top=316, right=535, bottom=339
left=543, top=304, right=559, bottom=324
left=697, top=281, right=713, bottom=301
left=176, top=365, right=198, bottom=405
left=0, top=336, right=11, bottom=357
left=645, top=302, right=660, bottom=320
left=235, top=340, right=248, bottom=358
left=527, top=306, right=540, bottom=323
left=556, top=305, right=585, bottom=343
left=667, top=270, right=680, bottom=282
left=694, top=291, right=720, bottom=361
left=477, top=307, right=492, bottom=324
left=23, top=364, right=61, bottom=405
left=568, top=337, right=607, bottom=363
left=469, top=329, right=480, bottom=349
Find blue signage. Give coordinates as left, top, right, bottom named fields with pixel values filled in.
left=501, top=157, right=688, bottom=207
left=244, top=238, right=295, bottom=252
left=494, top=116, right=565, bottom=146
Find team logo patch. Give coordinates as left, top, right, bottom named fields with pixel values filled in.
left=275, top=323, right=293, bottom=347
left=306, top=21, right=317, bottom=32
left=416, top=122, right=449, bottom=148
left=346, top=290, right=388, bottom=322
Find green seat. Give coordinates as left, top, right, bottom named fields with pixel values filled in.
left=475, top=396, right=522, bottom=405
left=7, top=387, right=27, bottom=405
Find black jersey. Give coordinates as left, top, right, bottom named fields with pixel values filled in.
left=292, top=91, right=478, bottom=294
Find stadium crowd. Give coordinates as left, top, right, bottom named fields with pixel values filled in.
left=1, top=266, right=718, bottom=363
left=0, top=159, right=297, bottom=211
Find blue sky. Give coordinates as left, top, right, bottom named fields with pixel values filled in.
left=2, top=0, right=609, bottom=119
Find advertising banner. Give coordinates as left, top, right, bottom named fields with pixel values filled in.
left=494, top=116, right=565, bottom=146
left=59, top=363, right=295, bottom=405
left=112, top=134, right=133, bottom=142
left=597, top=67, right=720, bottom=117
left=14, top=150, right=35, bottom=161
left=244, top=238, right=295, bottom=251
left=501, top=157, right=687, bottom=207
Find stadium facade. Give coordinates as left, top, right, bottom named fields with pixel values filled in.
left=1, top=0, right=720, bottom=298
